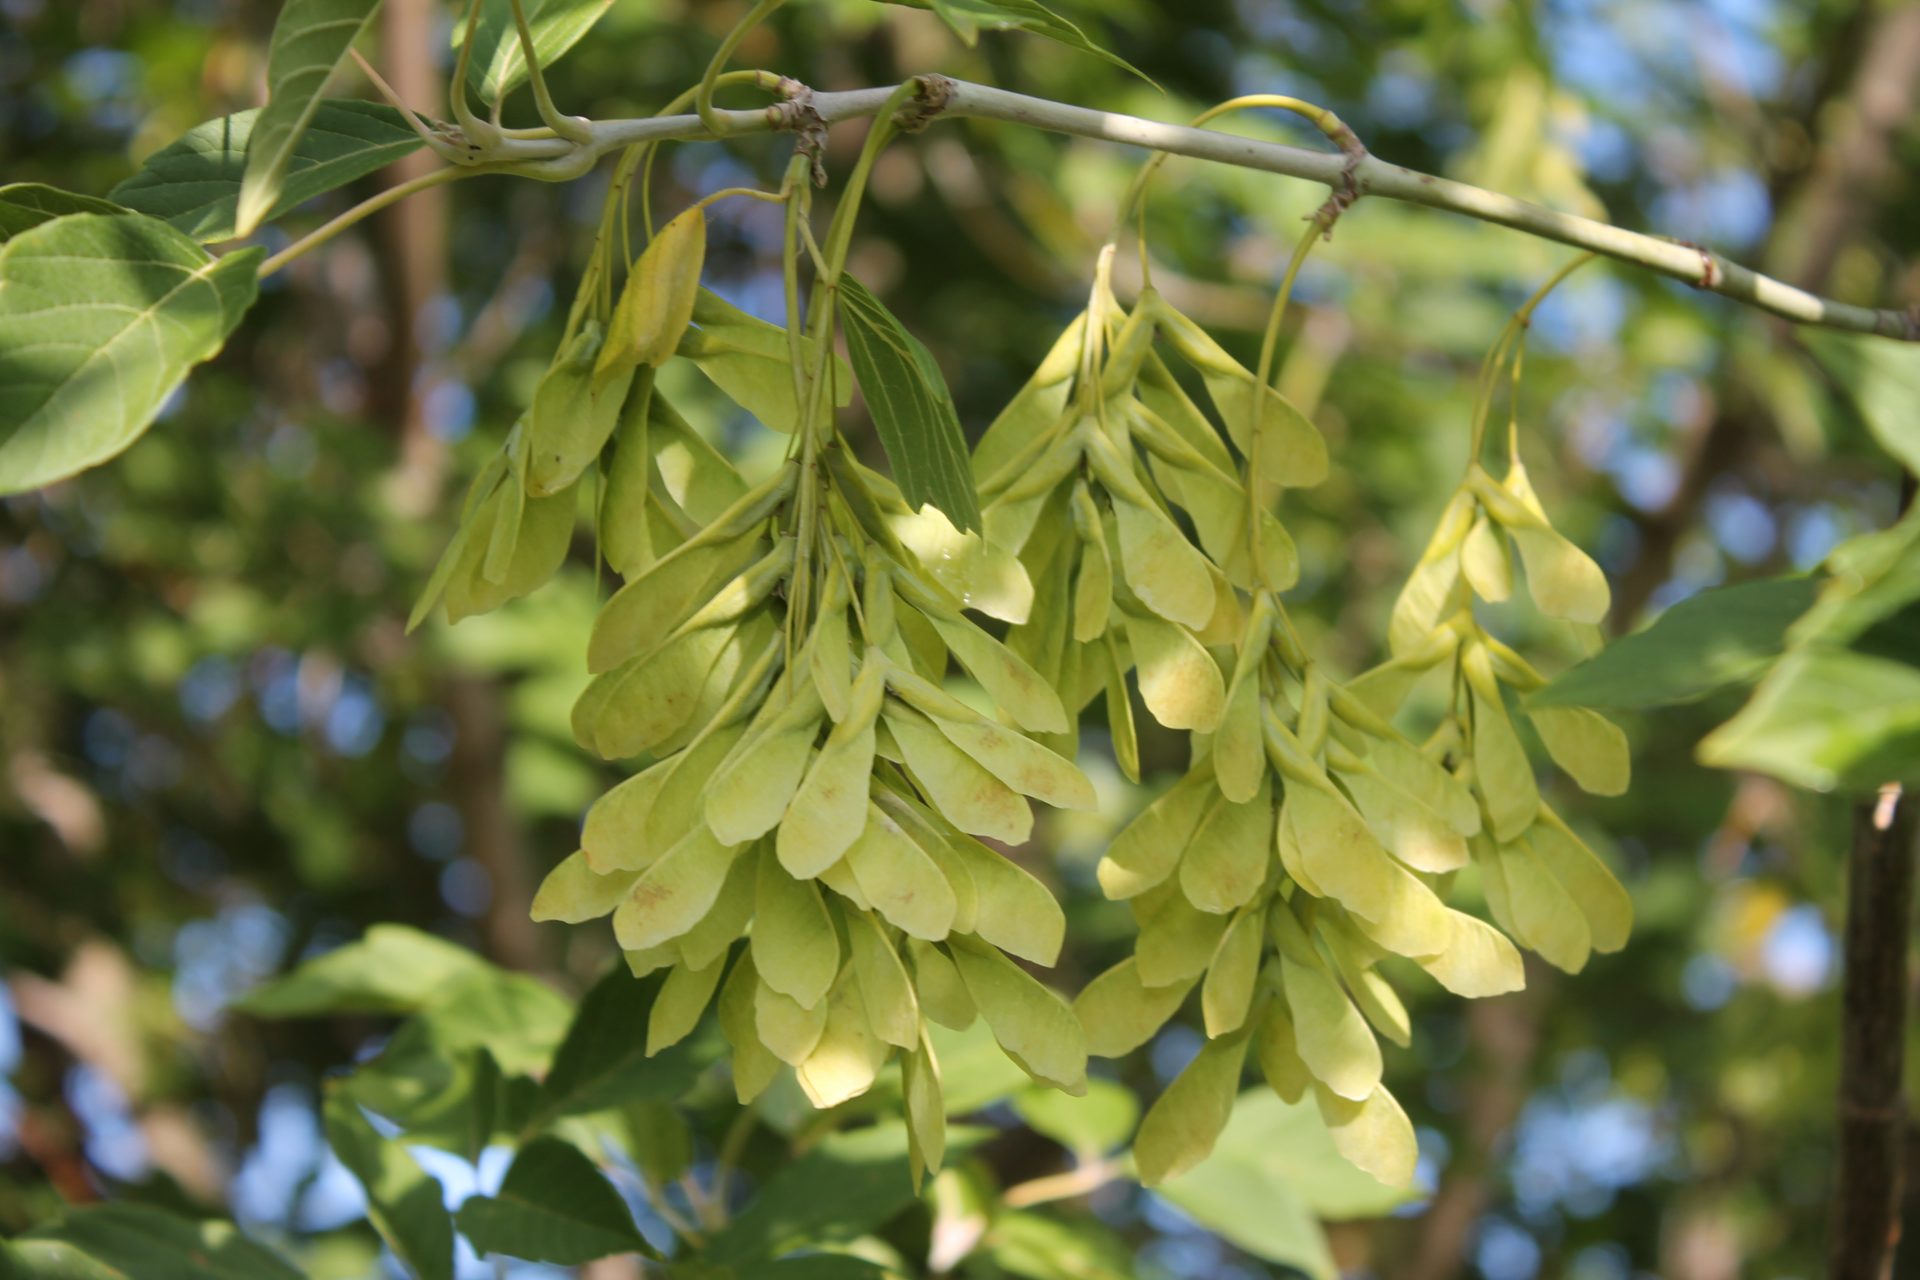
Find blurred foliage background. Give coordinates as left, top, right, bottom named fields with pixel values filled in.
left=3, top=0, right=1919, bottom=1276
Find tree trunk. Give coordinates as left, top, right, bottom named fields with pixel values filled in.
left=1831, top=785, right=1916, bottom=1280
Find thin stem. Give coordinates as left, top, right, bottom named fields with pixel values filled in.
left=1467, top=253, right=1596, bottom=461
left=1001, top=1159, right=1122, bottom=1209
left=780, top=152, right=812, bottom=676
left=448, top=0, right=500, bottom=149
left=1119, top=94, right=1359, bottom=288
left=696, top=0, right=789, bottom=136
left=506, top=0, right=592, bottom=143
left=349, top=49, right=463, bottom=162
left=708, top=1107, right=759, bottom=1223
left=559, top=145, right=645, bottom=343
left=639, top=70, right=785, bottom=237
left=638, top=1173, right=706, bottom=1247
left=259, top=167, right=475, bottom=277
left=1244, top=227, right=1321, bottom=584
left=817, top=82, right=924, bottom=277
left=688, top=185, right=789, bottom=214
left=680, top=1171, right=722, bottom=1232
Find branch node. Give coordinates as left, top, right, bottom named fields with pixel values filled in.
left=895, top=75, right=957, bottom=133
left=1674, top=240, right=1722, bottom=290
left=1309, top=146, right=1366, bottom=240
left=765, top=79, right=829, bottom=187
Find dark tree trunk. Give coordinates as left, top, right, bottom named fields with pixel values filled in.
left=1831, top=786, right=1916, bottom=1280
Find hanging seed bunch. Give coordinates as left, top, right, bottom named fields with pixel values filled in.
left=417, top=133, right=1109, bottom=1185
left=1373, top=308, right=1636, bottom=977
left=973, top=246, right=1327, bottom=778
left=1049, top=231, right=1635, bottom=1186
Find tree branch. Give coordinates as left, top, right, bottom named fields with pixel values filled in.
left=414, top=77, right=1918, bottom=340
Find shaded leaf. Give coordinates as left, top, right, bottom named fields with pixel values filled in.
left=455, top=1137, right=651, bottom=1265
left=534, top=966, right=723, bottom=1126
left=14, top=1205, right=303, bottom=1280
left=324, top=1089, right=455, bottom=1280
left=880, top=0, right=1151, bottom=82
left=110, top=101, right=421, bottom=242
left=838, top=273, right=981, bottom=532
left=1532, top=576, right=1820, bottom=710
left=0, top=184, right=125, bottom=242
left=704, top=1124, right=986, bottom=1265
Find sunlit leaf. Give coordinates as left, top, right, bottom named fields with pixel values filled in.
left=454, top=0, right=617, bottom=106
left=236, top=0, right=385, bottom=236
left=0, top=213, right=260, bottom=494
left=1699, top=649, right=1920, bottom=792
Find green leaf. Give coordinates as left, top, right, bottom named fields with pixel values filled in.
left=0, top=185, right=126, bottom=242
left=233, top=924, right=490, bottom=1016
left=1805, top=330, right=1920, bottom=474
left=1786, top=510, right=1920, bottom=658
left=340, top=1037, right=539, bottom=1156
left=689, top=1259, right=893, bottom=1280
left=704, top=1124, right=987, bottom=1265
left=111, top=101, right=422, bottom=242
left=3, top=1239, right=132, bottom=1280
left=453, top=0, right=617, bottom=106
left=1531, top=576, right=1820, bottom=710
left=1012, top=1078, right=1138, bottom=1155
left=1154, top=1088, right=1411, bottom=1276
left=982, top=1210, right=1138, bottom=1280
left=1698, top=649, right=1920, bottom=792
left=878, top=0, right=1151, bottom=82
left=1158, top=1089, right=1411, bottom=1230
left=13, top=1206, right=303, bottom=1280
left=533, top=966, right=722, bottom=1127
left=423, top=975, right=573, bottom=1075
left=454, top=1137, right=651, bottom=1265
left=323, top=1089, right=456, bottom=1280
left=837, top=273, right=982, bottom=533
left=0, top=213, right=260, bottom=495
left=236, top=0, right=385, bottom=236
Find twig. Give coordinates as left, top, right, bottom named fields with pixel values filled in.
left=412, top=77, right=1919, bottom=340
left=259, top=167, right=476, bottom=277
left=1000, top=1158, right=1122, bottom=1208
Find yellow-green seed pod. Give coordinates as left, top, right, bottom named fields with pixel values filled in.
left=1133, top=1028, right=1249, bottom=1186
left=598, top=204, right=706, bottom=387
left=947, top=935, right=1087, bottom=1095
left=1074, top=958, right=1194, bottom=1058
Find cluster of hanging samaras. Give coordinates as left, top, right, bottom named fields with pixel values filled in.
left=415, top=219, right=1636, bottom=1191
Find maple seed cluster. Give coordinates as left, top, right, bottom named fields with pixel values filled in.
left=418, top=174, right=1635, bottom=1191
